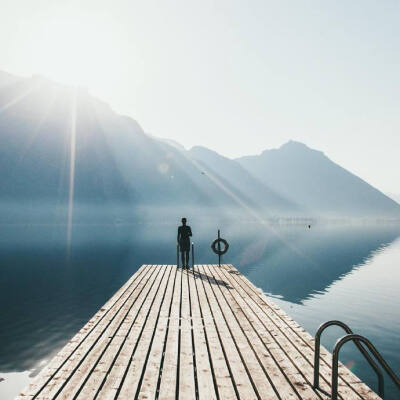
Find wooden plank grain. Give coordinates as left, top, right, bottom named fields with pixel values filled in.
left=218, top=265, right=341, bottom=400
left=18, top=265, right=151, bottom=399
left=198, top=264, right=259, bottom=400
left=157, top=267, right=182, bottom=400
left=19, top=264, right=382, bottom=400
left=137, top=265, right=177, bottom=399
left=106, top=265, right=172, bottom=399
left=23, top=265, right=154, bottom=400
left=193, top=265, right=237, bottom=400
left=230, top=267, right=366, bottom=399
left=74, top=266, right=172, bottom=400
left=207, top=264, right=301, bottom=400
left=221, top=265, right=380, bottom=400
left=58, top=266, right=164, bottom=400
left=91, top=265, right=168, bottom=400
left=178, top=268, right=197, bottom=400
left=204, top=264, right=279, bottom=399
left=188, top=266, right=217, bottom=400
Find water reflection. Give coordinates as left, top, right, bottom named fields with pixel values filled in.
left=0, top=222, right=399, bottom=398
left=233, top=224, right=400, bottom=303
left=270, top=236, right=400, bottom=400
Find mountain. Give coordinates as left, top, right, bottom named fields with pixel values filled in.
left=188, top=146, right=298, bottom=216
left=387, top=193, right=400, bottom=205
left=0, top=72, right=241, bottom=223
left=237, top=141, right=400, bottom=217
left=1, top=70, right=399, bottom=222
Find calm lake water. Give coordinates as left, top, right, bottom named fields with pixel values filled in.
left=0, top=222, right=399, bottom=399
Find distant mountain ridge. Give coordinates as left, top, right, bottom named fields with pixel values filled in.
left=236, top=141, right=400, bottom=217
left=387, top=193, right=400, bottom=205
left=1, top=70, right=399, bottom=222
left=188, top=146, right=297, bottom=216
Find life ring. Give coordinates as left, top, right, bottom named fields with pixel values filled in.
left=211, top=238, right=229, bottom=255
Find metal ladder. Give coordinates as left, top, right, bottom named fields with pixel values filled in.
left=313, top=320, right=400, bottom=399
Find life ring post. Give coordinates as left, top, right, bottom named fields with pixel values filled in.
left=211, top=230, right=229, bottom=267
left=218, top=230, right=221, bottom=267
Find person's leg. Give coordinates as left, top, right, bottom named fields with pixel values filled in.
left=185, top=250, right=190, bottom=268
left=181, top=251, right=185, bottom=267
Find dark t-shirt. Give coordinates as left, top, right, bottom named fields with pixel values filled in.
left=178, top=225, right=192, bottom=240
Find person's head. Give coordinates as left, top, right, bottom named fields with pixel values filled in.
left=181, top=217, right=187, bottom=225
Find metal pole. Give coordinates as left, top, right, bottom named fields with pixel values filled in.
left=191, top=242, right=194, bottom=269
left=217, top=229, right=221, bottom=267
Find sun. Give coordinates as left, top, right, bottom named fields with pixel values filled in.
left=25, top=12, right=123, bottom=88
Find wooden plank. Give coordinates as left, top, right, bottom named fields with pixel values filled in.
left=75, top=265, right=174, bottom=400
left=216, top=264, right=328, bottom=399
left=137, top=265, right=177, bottom=399
left=19, top=265, right=381, bottom=400
left=218, top=265, right=344, bottom=399
left=197, top=264, right=259, bottom=399
left=51, top=265, right=164, bottom=400
left=203, top=264, right=280, bottom=399
left=193, top=265, right=237, bottom=399
left=97, top=265, right=171, bottom=399
left=61, top=266, right=167, bottom=400
left=157, top=267, right=182, bottom=399
left=206, top=264, right=303, bottom=400
left=187, top=265, right=217, bottom=400
left=76, top=264, right=165, bottom=399
left=228, top=267, right=369, bottom=399
left=20, top=265, right=156, bottom=399
left=220, top=265, right=380, bottom=400
left=258, top=300, right=377, bottom=398
left=18, top=265, right=151, bottom=399
left=178, top=268, right=197, bottom=399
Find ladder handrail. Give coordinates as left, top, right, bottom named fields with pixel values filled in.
left=313, top=320, right=384, bottom=397
left=332, top=334, right=400, bottom=400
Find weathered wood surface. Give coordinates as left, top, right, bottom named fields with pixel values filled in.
left=18, top=265, right=381, bottom=400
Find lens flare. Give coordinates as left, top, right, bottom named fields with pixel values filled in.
left=158, top=162, right=170, bottom=174
left=0, top=82, right=40, bottom=114
left=345, top=360, right=356, bottom=371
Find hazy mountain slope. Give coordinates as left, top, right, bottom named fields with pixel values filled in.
left=387, top=193, right=400, bottom=205
left=0, top=78, right=132, bottom=205
left=188, top=146, right=299, bottom=216
left=1, top=71, right=399, bottom=221
left=0, top=74, right=239, bottom=222
left=237, top=141, right=400, bottom=217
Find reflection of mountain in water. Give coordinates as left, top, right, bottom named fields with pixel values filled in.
left=233, top=225, right=400, bottom=304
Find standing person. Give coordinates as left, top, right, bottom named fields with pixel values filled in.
left=177, top=218, right=192, bottom=268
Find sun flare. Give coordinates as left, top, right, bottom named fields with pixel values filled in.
left=24, top=12, right=123, bottom=88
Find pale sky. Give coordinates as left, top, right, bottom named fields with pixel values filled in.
left=1, top=0, right=399, bottom=195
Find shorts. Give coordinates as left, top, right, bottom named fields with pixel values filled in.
left=179, top=238, right=190, bottom=252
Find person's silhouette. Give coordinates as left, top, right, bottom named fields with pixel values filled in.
left=177, top=218, right=192, bottom=268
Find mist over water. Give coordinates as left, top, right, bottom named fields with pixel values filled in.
left=0, top=221, right=399, bottom=399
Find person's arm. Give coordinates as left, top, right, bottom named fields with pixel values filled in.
left=189, top=227, right=192, bottom=237
left=177, top=227, right=181, bottom=242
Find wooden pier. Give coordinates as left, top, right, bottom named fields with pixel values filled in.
left=19, top=264, right=380, bottom=399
